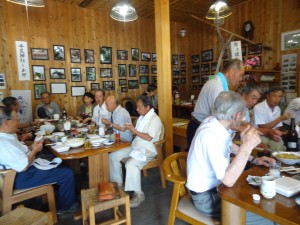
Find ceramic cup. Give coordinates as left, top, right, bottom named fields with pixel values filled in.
left=98, top=126, right=105, bottom=137
left=260, top=176, right=276, bottom=199
left=53, top=114, right=60, bottom=120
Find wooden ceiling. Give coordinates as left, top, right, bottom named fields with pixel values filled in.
left=53, top=0, right=250, bottom=22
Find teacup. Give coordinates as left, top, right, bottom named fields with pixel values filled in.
left=260, top=176, right=276, bottom=199
left=53, top=114, right=60, bottom=120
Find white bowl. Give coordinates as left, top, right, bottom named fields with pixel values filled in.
left=272, top=152, right=300, bottom=165
left=40, top=124, right=56, bottom=133
left=65, top=138, right=85, bottom=148
left=52, top=132, right=65, bottom=137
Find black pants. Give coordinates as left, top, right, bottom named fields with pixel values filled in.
left=186, top=118, right=201, bottom=151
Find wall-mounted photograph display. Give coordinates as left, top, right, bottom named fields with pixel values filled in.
left=100, top=46, right=112, bottom=64
left=192, top=85, right=197, bottom=90
left=201, top=64, right=210, bottom=72
left=100, top=68, right=113, bottom=78
left=121, top=87, right=128, bottom=92
left=117, top=50, right=128, bottom=60
left=50, top=68, right=66, bottom=79
left=71, top=86, right=86, bottom=96
left=31, top=48, right=49, bottom=60
left=282, top=30, right=300, bottom=51
left=141, top=52, right=151, bottom=62
left=129, top=64, right=137, bottom=77
left=151, top=65, right=157, bottom=74
left=32, top=65, right=45, bottom=81
left=50, top=83, right=67, bottom=94
left=103, top=81, right=115, bottom=90
left=242, top=46, right=247, bottom=56
left=119, top=79, right=127, bottom=86
left=151, top=76, right=157, bottom=84
left=172, top=54, right=179, bottom=65
left=139, top=65, right=149, bottom=74
left=201, top=75, right=209, bottom=83
left=128, top=80, right=139, bottom=89
left=139, top=75, right=149, bottom=84
left=181, top=62, right=186, bottom=68
left=248, top=43, right=262, bottom=55
left=180, top=54, right=185, bottom=62
left=70, top=48, right=81, bottom=63
left=131, top=48, right=139, bottom=61
left=86, top=67, right=96, bottom=81
left=173, top=78, right=181, bottom=85
left=53, top=45, right=65, bottom=60
left=91, top=83, right=100, bottom=90
left=152, top=53, right=157, bottom=62
left=181, top=78, right=186, bottom=84
left=191, top=54, right=200, bottom=63
left=118, top=64, right=127, bottom=77
left=201, top=49, right=213, bottom=62
left=172, top=68, right=180, bottom=76
left=71, top=68, right=82, bottom=82
left=34, top=84, right=47, bottom=99
left=84, top=49, right=94, bottom=64
left=181, top=70, right=186, bottom=76
left=192, top=76, right=200, bottom=83
left=192, top=65, right=199, bottom=73
left=211, top=62, right=217, bottom=72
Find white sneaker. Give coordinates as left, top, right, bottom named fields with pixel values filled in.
left=130, top=192, right=145, bottom=208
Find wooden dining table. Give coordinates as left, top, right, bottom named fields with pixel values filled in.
left=218, top=165, right=300, bottom=225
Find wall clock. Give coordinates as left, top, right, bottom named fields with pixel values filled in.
left=243, top=21, right=254, bottom=40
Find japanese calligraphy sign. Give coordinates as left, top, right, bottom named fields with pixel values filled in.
left=230, top=41, right=242, bottom=61
left=16, top=41, right=30, bottom=81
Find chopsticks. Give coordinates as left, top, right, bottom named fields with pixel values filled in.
left=280, top=167, right=300, bottom=172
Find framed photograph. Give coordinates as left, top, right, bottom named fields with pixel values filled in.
left=53, top=45, right=65, bottom=60
left=50, top=83, right=67, bottom=94
left=181, top=62, right=186, bottom=68
left=192, top=76, right=200, bottom=83
left=71, top=68, right=82, bottom=82
left=211, top=62, right=217, bottom=72
left=34, top=84, right=47, bottom=99
left=50, top=68, right=66, bottom=79
left=139, top=65, right=149, bottom=74
left=242, top=46, right=247, bottom=56
left=31, top=48, right=48, bottom=60
left=121, top=87, right=128, bottom=92
left=172, top=68, right=180, bottom=76
left=151, top=65, right=157, bottom=74
left=141, top=52, right=151, bottom=62
left=152, top=53, right=157, bottom=62
left=192, top=65, right=200, bottom=73
left=191, top=54, right=200, bottom=63
left=201, top=64, right=210, bottom=72
left=70, top=48, right=81, bottom=63
left=139, top=75, right=149, bottom=84
left=181, top=78, right=186, bottom=84
left=173, top=78, right=181, bottom=85
left=131, top=48, right=139, bottom=61
left=91, top=83, right=100, bottom=90
left=100, top=46, right=112, bottom=64
left=180, top=54, right=185, bottom=62
left=181, top=70, right=186, bottom=76
left=84, top=49, right=94, bottom=64
left=152, top=76, right=157, bottom=84
left=281, top=30, right=300, bottom=51
left=100, top=68, right=113, bottom=78
left=103, top=81, right=115, bottom=91
left=32, top=65, right=45, bottom=81
left=71, top=86, right=86, bottom=96
left=248, top=43, right=262, bottom=55
left=128, top=80, right=139, bottom=89
left=201, top=49, right=213, bottom=62
left=117, top=50, right=128, bottom=60
left=172, top=54, right=179, bottom=65
left=222, top=49, right=229, bottom=59
left=128, top=64, right=137, bottom=77
left=118, top=64, right=127, bottom=77
left=192, top=85, right=197, bottom=90
left=86, top=67, right=96, bottom=81
left=119, top=79, right=127, bottom=86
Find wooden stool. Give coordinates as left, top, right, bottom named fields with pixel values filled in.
left=0, top=205, right=53, bottom=225
left=81, top=188, right=131, bottom=225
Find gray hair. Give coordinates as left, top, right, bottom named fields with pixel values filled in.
left=213, top=91, right=246, bottom=121
left=238, top=83, right=263, bottom=96
left=223, top=59, right=243, bottom=73
left=0, top=106, right=13, bottom=126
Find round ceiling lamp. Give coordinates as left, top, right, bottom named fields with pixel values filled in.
left=7, top=0, right=45, bottom=7
left=206, top=0, right=232, bottom=20
left=110, top=1, right=138, bottom=22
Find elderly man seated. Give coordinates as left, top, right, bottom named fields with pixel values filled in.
left=35, top=92, right=61, bottom=119
left=109, top=95, right=164, bottom=208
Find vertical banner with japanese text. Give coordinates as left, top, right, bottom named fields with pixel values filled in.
left=16, top=41, right=30, bottom=81
left=230, top=41, right=242, bottom=61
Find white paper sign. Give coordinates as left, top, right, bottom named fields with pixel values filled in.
left=0, top=73, right=6, bottom=89
left=11, top=90, right=32, bottom=123
left=230, top=41, right=242, bottom=61
left=16, top=41, right=30, bottom=81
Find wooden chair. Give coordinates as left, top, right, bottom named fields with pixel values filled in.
left=163, top=152, right=220, bottom=225
left=0, top=169, right=57, bottom=223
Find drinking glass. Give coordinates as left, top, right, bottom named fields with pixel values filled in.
left=269, top=161, right=281, bottom=178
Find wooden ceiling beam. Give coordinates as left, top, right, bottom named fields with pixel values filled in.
left=79, top=0, right=93, bottom=8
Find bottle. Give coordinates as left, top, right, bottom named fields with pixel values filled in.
left=62, top=107, right=67, bottom=121
left=84, top=139, right=91, bottom=149
left=286, top=118, right=298, bottom=151
left=116, top=130, right=120, bottom=142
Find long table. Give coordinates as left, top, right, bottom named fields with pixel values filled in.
left=48, top=141, right=130, bottom=188
left=218, top=165, right=300, bottom=225
left=173, top=118, right=189, bottom=152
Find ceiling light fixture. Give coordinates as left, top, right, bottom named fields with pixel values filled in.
left=110, top=1, right=138, bottom=22
left=206, top=0, right=232, bottom=20
left=7, top=0, right=45, bottom=7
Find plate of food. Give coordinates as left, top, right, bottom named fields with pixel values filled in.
left=272, top=152, right=300, bottom=165
left=65, top=138, right=85, bottom=148
left=246, top=175, right=262, bottom=187
left=52, top=132, right=65, bottom=137
left=103, top=140, right=115, bottom=146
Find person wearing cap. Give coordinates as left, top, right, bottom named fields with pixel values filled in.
left=283, top=97, right=300, bottom=126
left=35, top=92, right=61, bottom=119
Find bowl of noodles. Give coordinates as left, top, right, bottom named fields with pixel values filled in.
left=272, top=152, right=300, bottom=165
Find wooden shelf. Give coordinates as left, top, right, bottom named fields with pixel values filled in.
left=245, top=69, right=280, bottom=73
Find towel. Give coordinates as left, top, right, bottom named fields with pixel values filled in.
left=135, top=108, right=155, bottom=132
left=129, top=147, right=147, bottom=162
left=33, top=158, right=62, bottom=170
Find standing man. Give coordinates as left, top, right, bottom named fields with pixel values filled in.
left=35, top=92, right=61, bottom=119
left=102, top=95, right=133, bottom=142
left=91, top=89, right=110, bottom=126
left=109, top=95, right=164, bottom=208
left=186, top=59, right=245, bottom=150
left=187, top=92, right=275, bottom=224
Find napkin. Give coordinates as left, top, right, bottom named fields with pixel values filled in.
left=129, top=147, right=147, bottom=162
left=52, top=144, right=70, bottom=153
left=33, top=158, right=62, bottom=170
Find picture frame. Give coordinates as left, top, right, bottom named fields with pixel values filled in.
left=181, top=62, right=186, bottom=68
left=201, top=49, right=213, bottom=62
left=192, top=65, right=200, bottom=73
left=242, top=46, right=247, bottom=56
left=151, top=65, right=157, bottom=74
left=180, top=54, right=185, bottom=62
left=128, top=64, right=137, bottom=77
left=118, top=64, right=127, bottom=77
left=91, top=83, right=100, bottom=90
left=141, top=52, right=151, bottom=62
left=139, top=75, right=149, bottom=84
left=173, top=78, right=181, bottom=85
left=119, top=79, right=127, bottom=86
left=71, top=68, right=82, bottom=82
left=191, top=54, right=200, bottom=63
left=192, top=85, right=197, bottom=90
left=84, top=49, right=94, bottom=64
left=71, top=86, right=86, bottom=97
left=100, top=46, right=112, bottom=64
left=131, top=48, right=139, bottom=61
left=152, top=53, right=157, bottom=62
left=86, top=67, right=96, bottom=81
left=128, top=80, right=139, bottom=89
left=50, top=83, right=67, bottom=94
left=31, top=48, right=49, bottom=60
left=201, top=64, right=210, bottom=72
left=172, top=54, right=179, bottom=65
left=34, top=84, right=47, bottom=99
left=181, top=70, right=186, bottom=76
left=248, top=43, right=262, bottom=55
left=100, top=68, right=113, bottom=78
left=281, top=29, right=300, bottom=51
left=139, top=65, right=149, bottom=74
left=121, top=87, right=128, bottom=92
left=117, top=50, right=128, bottom=60
left=192, top=76, right=200, bottom=83
left=53, top=45, right=65, bottom=60
left=181, top=78, right=186, bottom=84
left=211, top=62, right=217, bottom=72
left=103, top=81, right=115, bottom=91
left=50, top=68, right=66, bottom=79
left=32, top=65, right=46, bottom=81
left=172, top=68, right=180, bottom=76
left=151, top=76, right=157, bottom=84
left=70, top=48, right=81, bottom=63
